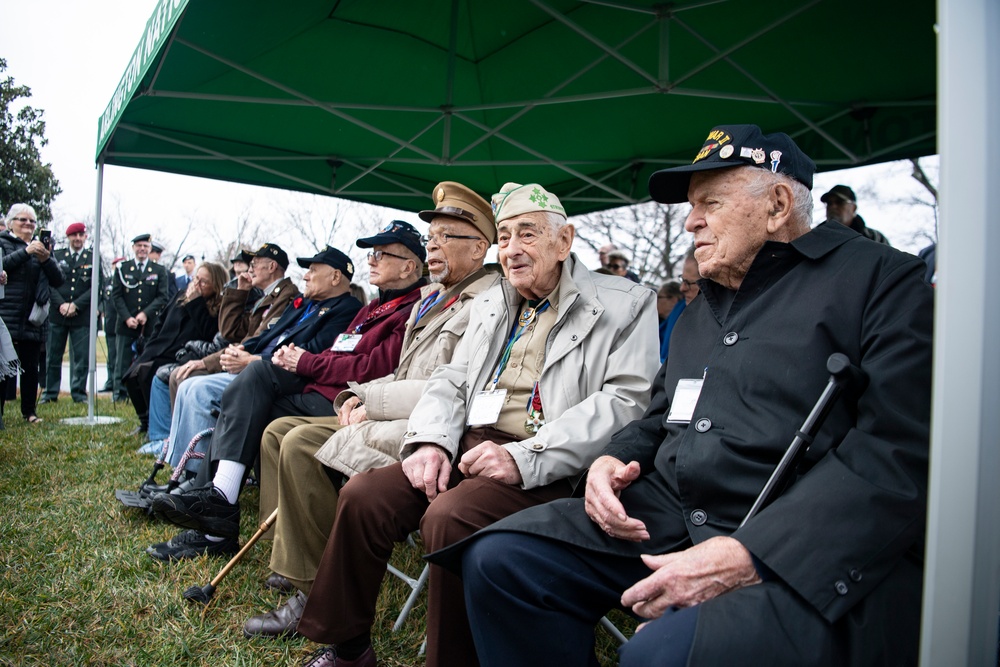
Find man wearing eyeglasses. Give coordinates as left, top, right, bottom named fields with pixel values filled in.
left=110, top=233, right=170, bottom=402
left=294, top=183, right=658, bottom=667
left=660, top=251, right=701, bottom=362
left=150, top=222, right=427, bottom=559
left=242, top=181, right=502, bottom=639
left=41, top=222, right=102, bottom=405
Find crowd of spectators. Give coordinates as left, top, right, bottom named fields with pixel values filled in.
left=1, top=122, right=936, bottom=666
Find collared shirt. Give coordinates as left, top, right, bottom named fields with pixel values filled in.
left=489, top=287, right=561, bottom=437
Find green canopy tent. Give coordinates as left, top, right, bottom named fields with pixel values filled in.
left=93, top=0, right=936, bottom=215
left=87, top=1, right=1000, bottom=664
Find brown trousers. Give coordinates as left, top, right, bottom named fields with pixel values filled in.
left=260, top=414, right=343, bottom=592
left=296, top=427, right=572, bottom=667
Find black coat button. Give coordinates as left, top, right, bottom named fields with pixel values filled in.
left=694, top=418, right=712, bottom=432
left=690, top=509, right=707, bottom=526
left=723, top=332, right=739, bottom=346
left=849, top=569, right=862, bottom=582
left=834, top=580, right=849, bottom=595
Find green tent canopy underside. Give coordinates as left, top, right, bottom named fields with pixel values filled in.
left=97, top=0, right=936, bottom=215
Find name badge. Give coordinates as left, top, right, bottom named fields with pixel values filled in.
left=331, top=334, right=362, bottom=352
left=467, top=389, right=507, bottom=426
left=666, top=378, right=704, bottom=424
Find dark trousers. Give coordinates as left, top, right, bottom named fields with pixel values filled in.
left=103, top=328, right=118, bottom=388
left=44, top=323, right=89, bottom=401
left=2, top=338, right=42, bottom=418
left=462, top=532, right=696, bottom=667
left=114, top=332, right=139, bottom=395
left=296, top=428, right=573, bottom=667
left=122, top=359, right=161, bottom=429
left=194, top=361, right=336, bottom=487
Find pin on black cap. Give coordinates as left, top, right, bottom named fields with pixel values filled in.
left=296, top=245, right=355, bottom=281
left=648, top=124, right=817, bottom=204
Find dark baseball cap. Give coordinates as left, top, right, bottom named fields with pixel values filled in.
left=820, top=185, right=857, bottom=204
left=250, top=242, right=289, bottom=269
left=648, top=124, right=817, bottom=204
left=230, top=249, right=254, bottom=265
left=296, top=245, right=355, bottom=281
left=356, top=220, right=426, bottom=262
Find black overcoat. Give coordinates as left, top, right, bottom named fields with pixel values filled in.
left=467, top=222, right=933, bottom=665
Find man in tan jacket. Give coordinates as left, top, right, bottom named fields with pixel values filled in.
left=242, top=181, right=501, bottom=640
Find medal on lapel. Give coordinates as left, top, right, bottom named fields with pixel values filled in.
left=525, top=381, right=545, bottom=434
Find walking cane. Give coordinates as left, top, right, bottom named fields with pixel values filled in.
left=739, top=353, right=867, bottom=527
left=183, top=508, right=279, bottom=604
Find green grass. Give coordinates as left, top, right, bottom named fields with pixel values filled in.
left=0, top=397, right=633, bottom=666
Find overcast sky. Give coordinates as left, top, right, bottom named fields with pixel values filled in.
left=2, top=0, right=938, bottom=271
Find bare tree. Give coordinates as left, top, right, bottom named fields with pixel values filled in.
left=573, top=201, right=691, bottom=286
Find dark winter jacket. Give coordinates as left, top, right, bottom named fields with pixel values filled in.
left=0, top=231, right=65, bottom=342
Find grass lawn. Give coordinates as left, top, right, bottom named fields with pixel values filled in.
left=0, top=397, right=632, bottom=666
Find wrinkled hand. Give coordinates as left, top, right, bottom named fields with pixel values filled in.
left=622, top=536, right=761, bottom=622
left=271, top=343, right=304, bottom=373
left=135, top=311, right=148, bottom=326
left=401, top=444, right=452, bottom=501
left=219, top=345, right=255, bottom=374
left=337, top=396, right=368, bottom=426
left=458, top=441, right=522, bottom=486
left=26, top=240, right=50, bottom=262
left=237, top=271, right=253, bottom=290
left=584, top=456, right=649, bottom=542
left=175, top=358, right=207, bottom=381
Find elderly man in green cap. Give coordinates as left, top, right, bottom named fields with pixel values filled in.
left=294, top=182, right=660, bottom=667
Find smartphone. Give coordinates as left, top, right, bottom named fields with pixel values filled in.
left=38, top=229, right=52, bottom=249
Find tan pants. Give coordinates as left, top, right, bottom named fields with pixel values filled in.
left=260, top=415, right=344, bottom=593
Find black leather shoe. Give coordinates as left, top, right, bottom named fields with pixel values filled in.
left=146, top=529, right=238, bottom=561
left=243, top=590, right=307, bottom=638
left=265, top=572, right=295, bottom=593
left=151, top=485, right=241, bottom=537
left=300, top=645, right=376, bottom=667
left=39, top=397, right=57, bottom=405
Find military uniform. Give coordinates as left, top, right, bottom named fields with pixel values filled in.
left=110, top=258, right=170, bottom=396
left=42, top=247, right=102, bottom=402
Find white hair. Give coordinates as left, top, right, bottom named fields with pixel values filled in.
left=4, top=203, right=37, bottom=223
left=743, top=167, right=813, bottom=231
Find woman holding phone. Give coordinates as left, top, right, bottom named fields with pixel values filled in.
left=0, top=204, right=64, bottom=424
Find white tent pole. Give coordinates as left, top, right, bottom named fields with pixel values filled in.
left=86, top=158, right=105, bottom=422
left=921, top=0, right=1000, bottom=663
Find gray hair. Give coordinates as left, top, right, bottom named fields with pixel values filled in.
left=528, top=210, right=567, bottom=235
left=743, top=167, right=813, bottom=231
left=4, top=203, right=37, bottom=224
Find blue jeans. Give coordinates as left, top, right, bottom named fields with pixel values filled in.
left=166, top=373, right=236, bottom=472
left=147, top=376, right=172, bottom=441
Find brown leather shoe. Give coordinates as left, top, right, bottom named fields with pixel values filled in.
left=243, top=590, right=307, bottom=638
left=300, top=645, right=376, bottom=667
left=265, top=572, right=295, bottom=593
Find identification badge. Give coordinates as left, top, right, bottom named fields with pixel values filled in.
left=331, top=333, right=362, bottom=352
left=666, top=378, right=704, bottom=423
left=467, top=389, right=507, bottom=426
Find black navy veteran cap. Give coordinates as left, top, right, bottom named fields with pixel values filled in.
left=356, top=220, right=426, bottom=262
left=250, top=243, right=290, bottom=269
left=231, top=249, right=254, bottom=265
left=296, top=245, right=355, bottom=281
left=649, top=124, right=817, bottom=204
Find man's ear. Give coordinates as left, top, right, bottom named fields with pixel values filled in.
left=766, top=183, right=794, bottom=235
left=556, top=223, right=575, bottom=261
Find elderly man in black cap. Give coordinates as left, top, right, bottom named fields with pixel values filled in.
left=150, top=222, right=428, bottom=556
left=110, top=233, right=170, bottom=402
left=820, top=184, right=891, bottom=246
left=458, top=125, right=933, bottom=667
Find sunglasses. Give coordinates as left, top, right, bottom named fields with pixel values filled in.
left=10, top=216, right=36, bottom=224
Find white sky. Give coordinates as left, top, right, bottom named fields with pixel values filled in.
left=1, top=0, right=938, bottom=278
